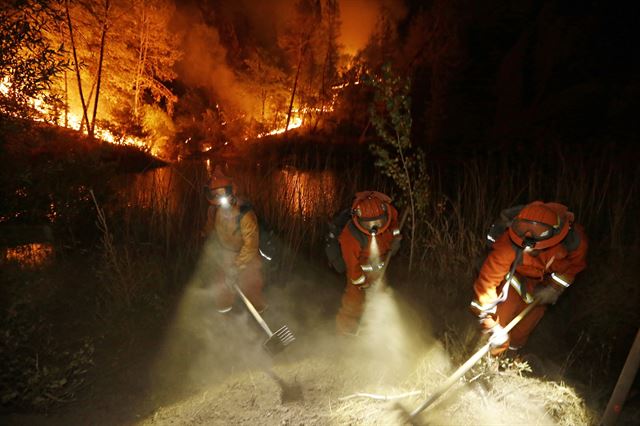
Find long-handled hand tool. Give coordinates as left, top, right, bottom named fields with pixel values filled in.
left=600, top=327, right=640, bottom=426
left=232, top=283, right=295, bottom=355
left=397, top=298, right=541, bottom=422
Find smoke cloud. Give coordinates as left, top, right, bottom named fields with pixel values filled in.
left=171, top=0, right=407, bottom=119
left=173, top=3, right=261, bottom=119
left=339, top=0, right=407, bottom=55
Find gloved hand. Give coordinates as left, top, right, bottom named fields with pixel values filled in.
left=534, top=285, right=563, bottom=305
left=488, top=324, right=509, bottom=348
left=479, top=315, right=497, bottom=332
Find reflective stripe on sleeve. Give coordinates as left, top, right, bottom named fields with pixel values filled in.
left=392, top=229, right=401, bottom=236
left=551, top=273, right=572, bottom=288
left=470, top=300, right=497, bottom=317
left=352, top=275, right=366, bottom=285
left=507, top=274, right=535, bottom=304
left=361, top=264, right=374, bottom=272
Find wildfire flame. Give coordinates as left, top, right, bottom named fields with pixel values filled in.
left=1, top=77, right=159, bottom=156
left=257, top=115, right=304, bottom=138
left=3, top=73, right=359, bottom=151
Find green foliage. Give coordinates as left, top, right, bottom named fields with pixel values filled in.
left=0, top=0, right=67, bottom=117
left=366, top=63, right=430, bottom=265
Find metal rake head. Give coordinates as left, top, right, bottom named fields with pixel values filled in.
left=263, top=325, right=295, bottom=355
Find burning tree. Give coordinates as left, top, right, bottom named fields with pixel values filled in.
left=0, top=0, right=67, bottom=118
left=61, top=0, right=181, bottom=142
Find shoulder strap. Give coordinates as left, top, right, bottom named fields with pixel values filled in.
left=234, top=202, right=253, bottom=233
left=561, top=227, right=580, bottom=252
left=347, top=220, right=369, bottom=249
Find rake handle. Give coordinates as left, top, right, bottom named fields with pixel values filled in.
left=233, top=283, right=273, bottom=337
left=410, top=298, right=541, bottom=418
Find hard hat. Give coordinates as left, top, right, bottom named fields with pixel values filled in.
left=205, top=166, right=235, bottom=203
left=208, top=166, right=233, bottom=190
left=351, top=191, right=392, bottom=235
left=508, top=201, right=572, bottom=249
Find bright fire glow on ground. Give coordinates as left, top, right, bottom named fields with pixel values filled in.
left=1, top=77, right=159, bottom=156
left=257, top=115, right=303, bottom=138
left=3, top=243, right=54, bottom=269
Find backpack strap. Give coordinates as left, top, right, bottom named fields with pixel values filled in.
left=561, top=227, right=580, bottom=252
left=234, top=202, right=253, bottom=234
left=347, top=220, right=369, bottom=249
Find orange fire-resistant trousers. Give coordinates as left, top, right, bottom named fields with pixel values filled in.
left=336, top=279, right=369, bottom=335
left=492, top=280, right=547, bottom=355
left=212, top=256, right=265, bottom=313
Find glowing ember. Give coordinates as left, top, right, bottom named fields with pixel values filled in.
left=4, top=243, right=54, bottom=269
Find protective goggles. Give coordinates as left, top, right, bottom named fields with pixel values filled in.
left=358, top=214, right=388, bottom=235
left=204, top=185, right=232, bottom=202
left=510, top=218, right=559, bottom=241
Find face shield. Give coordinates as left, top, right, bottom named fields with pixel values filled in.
left=510, top=218, right=558, bottom=244
left=357, top=214, right=388, bottom=236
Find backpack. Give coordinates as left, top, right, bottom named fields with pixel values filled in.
left=237, top=202, right=280, bottom=269
left=324, top=208, right=368, bottom=274
left=486, top=204, right=581, bottom=252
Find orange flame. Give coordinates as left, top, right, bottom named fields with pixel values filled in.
left=1, top=78, right=159, bottom=156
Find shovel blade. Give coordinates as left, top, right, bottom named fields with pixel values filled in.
left=263, top=325, right=295, bottom=356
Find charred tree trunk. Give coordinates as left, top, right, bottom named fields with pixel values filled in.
left=90, top=0, right=110, bottom=138
left=81, top=77, right=98, bottom=133
left=63, top=69, right=68, bottom=128
left=285, top=50, right=304, bottom=133
left=65, top=0, right=90, bottom=135
left=134, top=4, right=149, bottom=118
left=314, top=48, right=329, bottom=132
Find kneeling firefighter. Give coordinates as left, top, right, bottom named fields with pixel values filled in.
left=336, top=191, right=401, bottom=335
left=203, top=167, right=266, bottom=314
left=470, top=201, right=588, bottom=355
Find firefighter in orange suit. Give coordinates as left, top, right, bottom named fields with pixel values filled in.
left=203, top=167, right=266, bottom=313
left=336, top=191, right=401, bottom=335
left=470, top=201, right=588, bottom=355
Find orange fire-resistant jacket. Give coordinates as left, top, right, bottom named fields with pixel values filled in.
left=204, top=200, right=260, bottom=268
left=339, top=205, right=400, bottom=286
left=473, top=224, right=588, bottom=311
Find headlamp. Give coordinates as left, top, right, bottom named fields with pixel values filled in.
left=358, top=215, right=386, bottom=235
left=205, top=185, right=233, bottom=206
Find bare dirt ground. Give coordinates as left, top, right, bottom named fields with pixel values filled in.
left=0, top=261, right=600, bottom=425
